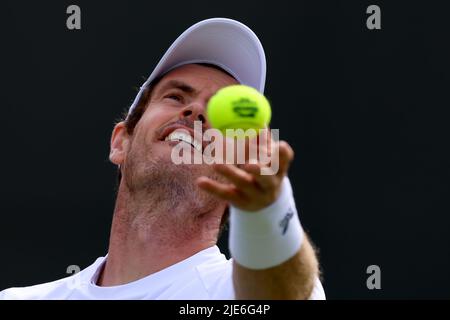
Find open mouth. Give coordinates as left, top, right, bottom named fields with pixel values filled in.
left=164, top=130, right=202, bottom=152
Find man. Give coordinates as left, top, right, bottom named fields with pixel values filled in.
left=1, top=18, right=325, bottom=299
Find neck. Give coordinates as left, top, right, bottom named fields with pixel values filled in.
left=98, top=182, right=223, bottom=286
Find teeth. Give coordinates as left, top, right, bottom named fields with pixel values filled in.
left=164, top=131, right=202, bottom=151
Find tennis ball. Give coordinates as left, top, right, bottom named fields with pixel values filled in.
left=206, top=85, right=271, bottom=138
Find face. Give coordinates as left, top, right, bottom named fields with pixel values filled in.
left=111, top=64, right=238, bottom=213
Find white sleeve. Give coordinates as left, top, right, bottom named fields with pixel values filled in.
left=308, top=277, right=326, bottom=300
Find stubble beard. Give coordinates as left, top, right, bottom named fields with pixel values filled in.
left=123, top=142, right=225, bottom=222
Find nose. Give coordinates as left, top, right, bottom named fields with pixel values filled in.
left=179, top=102, right=207, bottom=124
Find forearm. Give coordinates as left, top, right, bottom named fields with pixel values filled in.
left=199, top=140, right=323, bottom=299
left=233, top=234, right=319, bottom=300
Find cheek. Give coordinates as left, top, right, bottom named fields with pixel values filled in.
left=138, top=107, right=177, bottom=145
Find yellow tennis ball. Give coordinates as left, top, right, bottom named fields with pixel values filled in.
left=206, top=84, right=271, bottom=138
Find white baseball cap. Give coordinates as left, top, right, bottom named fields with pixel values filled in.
left=127, top=18, right=267, bottom=116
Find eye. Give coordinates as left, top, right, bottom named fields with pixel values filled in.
left=164, top=93, right=183, bottom=103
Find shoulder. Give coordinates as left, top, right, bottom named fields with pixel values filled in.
left=195, top=254, right=234, bottom=299
left=195, top=256, right=326, bottom=300
left=0, top=257, right=105, bottom=300
left=191, top=246, right=326, bottom=300
left=308, top=277, right=326, bottom=300
left=1, top=277, right=74, bottom=300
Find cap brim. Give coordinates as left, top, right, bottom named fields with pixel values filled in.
left=128, top=18, right=266, bottom=115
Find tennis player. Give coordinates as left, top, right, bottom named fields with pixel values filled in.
left=1, top=18, right=325, bottom=300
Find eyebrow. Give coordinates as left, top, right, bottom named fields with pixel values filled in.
left=155, top=80, right=196, bottom=97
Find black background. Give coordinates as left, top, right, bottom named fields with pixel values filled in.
left=0, top=0, right=449, bottom=299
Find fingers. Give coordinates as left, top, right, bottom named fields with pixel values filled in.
left=277, top=140, right=294, bottom=178
left=213, top=164, right=257, bottom=190
left=239, top=163, right=275, bottom=190
left=197, top=176, right=243, bottom=203
left=215, top=139, right=294, bottom=189
left=198, top=138, right=296, bottom=212
left=247, top=139, right=294, bottom=178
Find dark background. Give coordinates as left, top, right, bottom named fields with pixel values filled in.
left=0, top=0, right=449, bottom=299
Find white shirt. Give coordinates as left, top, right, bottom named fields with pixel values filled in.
left=0, top=246, right=325, bottom=300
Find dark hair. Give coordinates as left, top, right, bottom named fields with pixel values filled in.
left=121, top=76, right=163, bottom=136
left=119, top=63, right=235, bottom=135
left=114, top=75, right=162, bottom=188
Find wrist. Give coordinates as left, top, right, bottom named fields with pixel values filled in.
left=229, top=177, right=304, bottom=269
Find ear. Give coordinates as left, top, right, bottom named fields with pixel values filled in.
left=109, top=122, right=130, bottom=166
